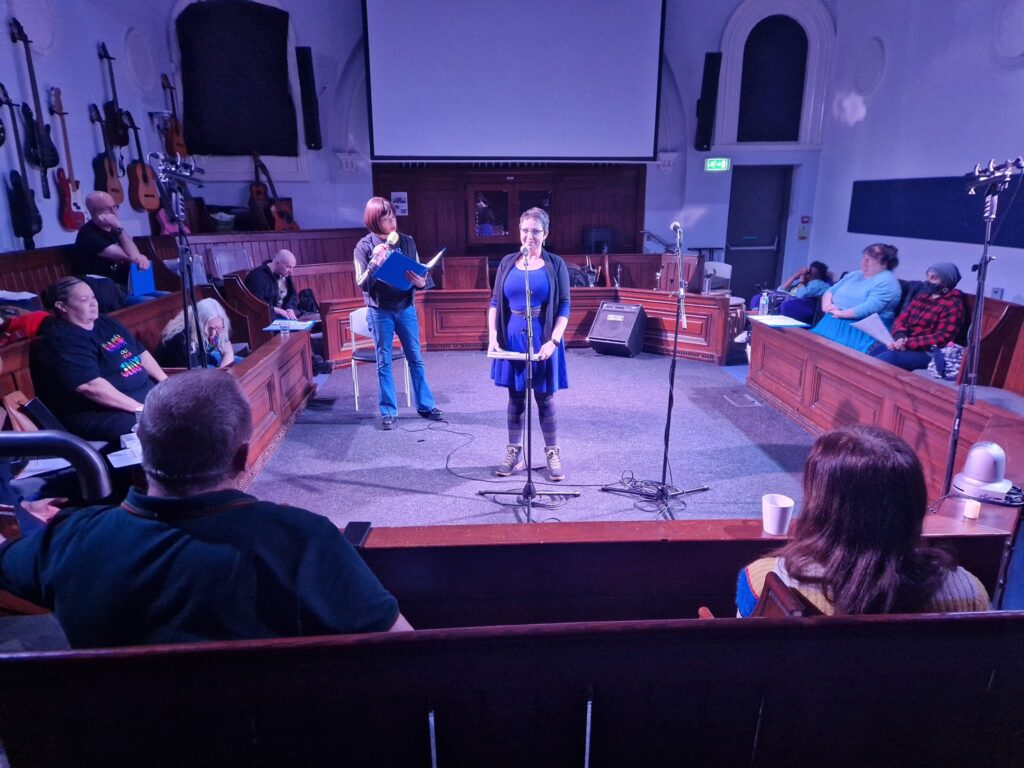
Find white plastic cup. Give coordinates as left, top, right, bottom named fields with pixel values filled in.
left=762, top=493, right=795, bottom=535
left=962, top=499, right=981, bottom=520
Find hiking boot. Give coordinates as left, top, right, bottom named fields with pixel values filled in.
left=495, top=444, right=524, bottom=477
left=545, top=445, right=565, bottom=482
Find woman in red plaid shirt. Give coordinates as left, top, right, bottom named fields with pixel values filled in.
left=868, top=263, right=967, bottom=370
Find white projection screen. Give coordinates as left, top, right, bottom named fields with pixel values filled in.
left=363, top=0, right=666, bottom=160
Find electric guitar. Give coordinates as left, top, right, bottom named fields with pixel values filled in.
left=49, top=88, right=86, bottom=230
left=123, top=111, right=160, bottom=212
left=98, top=43, right=129, bottom=148
left=0, top=82, right=42, bottom=249
left=88, top=103, right=125, bottom=204
left=252, top=153, right=299, bottom=232
left=9, top=17, right=58, bottom=198
left=160, top=73, right=188, bottom=158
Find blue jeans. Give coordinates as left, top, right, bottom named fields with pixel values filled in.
left=868, top=344, right=932, bottom=371
left=367, top=304, right=435, bottom=417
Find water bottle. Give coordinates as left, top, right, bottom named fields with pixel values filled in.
left=758, top=290, right=770, bottom=315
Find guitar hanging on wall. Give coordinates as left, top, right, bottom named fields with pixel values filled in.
left=97, top=43, right=129, bottom=149
left=123, top=111, right=160, bottom=212
left=0, top=82, right=43, bottom=249
left=49, top=87, right=86, bottom=230
left=160, top=73, right=188, bottom=158
left=251, top=153, right=299, bottom=232
left=88, top=103, right=125, bottom=204
left=9, top=17, right=59, bottom=199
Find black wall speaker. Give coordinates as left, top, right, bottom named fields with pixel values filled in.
left=694, top=52, right=722, bottom=152
left=587, top=302, right=647, bottom=357
left=295, top=46, right=323, bottom=150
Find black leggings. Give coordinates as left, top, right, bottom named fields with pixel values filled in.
left=506, top=388, right=557, bottom=446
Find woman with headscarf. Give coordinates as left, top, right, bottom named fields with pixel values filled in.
left=868, top=262, right=967, bottom=371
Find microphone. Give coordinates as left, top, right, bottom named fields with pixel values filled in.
left=670, top=221, right=682, bottom=233
left=386, top=231, right=400, bottom=249
left=519, top=245, right=530, bottom=257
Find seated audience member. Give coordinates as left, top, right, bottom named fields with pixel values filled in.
left=777, top=260, right=832, bottom=324
left=29, top=277, right=167, bottom=444
left=737, top=425, right=989, bottom=617
left=868, top=262, right=967, bottom=371
left=0, top=371, right=412, bottom=648
left=73, top=191, right=152, bottom=312
left=156, top=298, right=237, bottom=369
left=244, top=248, right=299, bottom=320
left=810, top=243, right=902, bottom=353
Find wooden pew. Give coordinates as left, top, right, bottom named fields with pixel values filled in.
left=0, top=611, right=1021, bottom=767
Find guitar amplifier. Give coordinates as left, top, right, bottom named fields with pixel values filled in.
left=587, top=302, right=647, bottom=357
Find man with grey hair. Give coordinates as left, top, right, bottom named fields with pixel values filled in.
left=0, top=370, right=411, bottom=648
left=244, top=248, right=299, bottom=319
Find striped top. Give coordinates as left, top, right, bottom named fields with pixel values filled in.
left=736, top=556, right=990, bottom=617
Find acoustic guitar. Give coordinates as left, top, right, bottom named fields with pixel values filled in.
left=49, top=88, right=86, bottom=230
left=123, top=111, right=160, bottom=212
left=0, top=82, right=42, bottom=249
left=252, top=153, right=299, bottom=232
left=88, top=103, right=125, bottom=204
left=160, top=74, right=188, bottom=158
left=9, top=18, right=58, bottom=199
left=97, top=43, right=129, bottom=148
left=247, top=153, right=272, bottom=230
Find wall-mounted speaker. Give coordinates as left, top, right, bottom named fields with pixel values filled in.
left=295, top=46, right=322, bottom=150
left=694, top=52, right=722, bottom=152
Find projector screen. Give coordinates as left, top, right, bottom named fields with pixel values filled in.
left=363, top=0, right=665, bottom=160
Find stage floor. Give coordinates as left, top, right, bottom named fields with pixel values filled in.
left=247, top=349, right=816, bottom=527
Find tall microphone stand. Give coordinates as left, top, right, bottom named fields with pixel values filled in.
left=941, top=158, right=1023, bottom=495
left=479, top=249, right=579, bottom=523
left=601, top=224, right=708, bottom=518
left=151, top=154, right=207, bottom=369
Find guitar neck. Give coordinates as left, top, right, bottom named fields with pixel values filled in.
left=55, top=111, right=76, bottom=181
left=19, top=41, right=46, bottom=133
left=6, top=102, right=31, bottom=179
left=105, top=59, right=120, bottom=108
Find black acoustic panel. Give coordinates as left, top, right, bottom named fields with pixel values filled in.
left=848, top=176, right=1024, bottom=249
left=177, top=0, right=298, bottom=157
left=295, top=46, right=322, bottom=150
left=588, top=302, right=647, bottom=357
left=694, top=52, right=721, bottom=152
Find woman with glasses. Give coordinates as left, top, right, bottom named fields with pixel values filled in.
left=487, top=207, right=570, bottom=481
left=353, top=196, right=442, bottom=430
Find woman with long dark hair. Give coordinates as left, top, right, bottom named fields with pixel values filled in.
left=737, top=426, right=989, bottom=615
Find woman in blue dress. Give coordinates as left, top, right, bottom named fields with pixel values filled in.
left=487, top=208, right=570, bottom=481
left=811, top=243, right=901, bottom=353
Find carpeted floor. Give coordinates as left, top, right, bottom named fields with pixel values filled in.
left=247, top=348, right=816, bottom=527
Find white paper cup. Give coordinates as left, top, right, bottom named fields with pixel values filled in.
left=762, top=493, right=795, bottom=535
left=962, top=499, right=981, bottom=520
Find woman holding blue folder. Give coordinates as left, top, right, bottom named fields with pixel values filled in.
left=353, top=197, right=443, bottom=430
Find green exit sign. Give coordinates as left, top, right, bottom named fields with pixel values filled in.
left=704, top=157, right=731, bottom=172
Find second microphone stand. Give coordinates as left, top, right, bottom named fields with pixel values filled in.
left=479, top=251, right=579, bottom=522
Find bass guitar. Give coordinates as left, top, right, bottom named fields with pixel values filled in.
left=0, top=82, right=42, bottom=249
left=252, top=153, right=299, bottom=231
left=123, top=111, right=160, bottom=212
left=9, top=17, right=58, bottom=199
left=160, top=73, right=188, bottom=158
left=98, top=43, right=129, bottom=148
left=49, top=88, right=86, bottom=230
left=88, top=103, right=125, bottom=204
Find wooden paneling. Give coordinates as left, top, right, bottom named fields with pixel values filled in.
left=607, top=252, right=663, bottom=290
left=290, top=261, right=360, bottom=301
left=441, top=256, right=490, bottom=290
left=144, top=228, right=366, bottom=271
left=618, top=288, right=736, bottom=364
left=0, top=247, right=72, bottom=293
left=420, top=290, right=490, bottom=349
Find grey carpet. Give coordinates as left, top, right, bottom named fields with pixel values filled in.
left=247, top=349, right=815, bottom=527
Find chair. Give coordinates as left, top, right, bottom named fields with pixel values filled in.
left=698, top=572, right=822, bottom=619
left=349, top=307, right=411, bottom=411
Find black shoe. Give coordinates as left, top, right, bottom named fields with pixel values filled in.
left=418, top=408, right=444, bottom=421
left=381, top=416, right=395, bottom=430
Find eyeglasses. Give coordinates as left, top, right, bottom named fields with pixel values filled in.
left=520, top=228, right=544, bottom=237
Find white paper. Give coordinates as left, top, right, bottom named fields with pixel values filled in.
left=107, top=446, right=143, bottom=469
left=0, top=290, right=38, bottom=301
left=851, top=313, right=895, bottom=346
left=15, top=457, right=71, bottom=479
left=748, top=314, right=809, bottom=328
left=487, top=349, right=529, bottom=361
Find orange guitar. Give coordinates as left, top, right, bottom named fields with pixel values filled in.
left=123, top=111, right=160, bottom=212
left=252, top=153, right=298, bottom=232
left=88, top=103, right=124, bottom=204
left=160, top=73, right=188, bottom=158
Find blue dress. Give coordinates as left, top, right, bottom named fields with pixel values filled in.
left=491, top=267, right=569, bottom=393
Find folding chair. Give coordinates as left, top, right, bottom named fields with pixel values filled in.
left=348, top=307, right=411, bottom=411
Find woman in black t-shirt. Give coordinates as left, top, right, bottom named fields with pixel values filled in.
left=30, top=277, right=168, bottom=444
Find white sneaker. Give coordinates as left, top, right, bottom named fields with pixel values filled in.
left=495, top=444, right=525, bottom=477
left=544, top=445, right=565, bottom=482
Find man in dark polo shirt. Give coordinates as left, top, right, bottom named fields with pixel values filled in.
left=0, top=371, right=411, bottom=648
left=244, top=248, right=299, bottom=319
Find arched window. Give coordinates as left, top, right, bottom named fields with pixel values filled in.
left=737, top=15, right=807, bottom=142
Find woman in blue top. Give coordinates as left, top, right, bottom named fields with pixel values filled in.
left=811, top=243, right=901, bottom=352
left=488, top=208, right=570, bottom=482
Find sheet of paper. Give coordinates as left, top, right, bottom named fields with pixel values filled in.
left=748, top=314, right=809, bottom=328
left=0, top=290, right=38, bottom=301
left=15, top=457, right=72, bottom=479
left=851, top=313, right=895, bottom=346
left=107, top=446, right=143, bottom=469
left=263, top=320, right=315, bottom=332
left=487, top=349, right=530, bottom=361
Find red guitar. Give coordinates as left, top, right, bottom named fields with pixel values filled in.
left=49, top=88, right=86, bottom=230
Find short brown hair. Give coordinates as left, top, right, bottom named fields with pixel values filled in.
left=363, top=197, right=395, bottom=236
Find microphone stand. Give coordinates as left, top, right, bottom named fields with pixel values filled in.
left=601, top=224, right=708, bottom=518
left=941, top=159, right=1022, bottom=495
left=479, top=249, right=579, bottom=522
